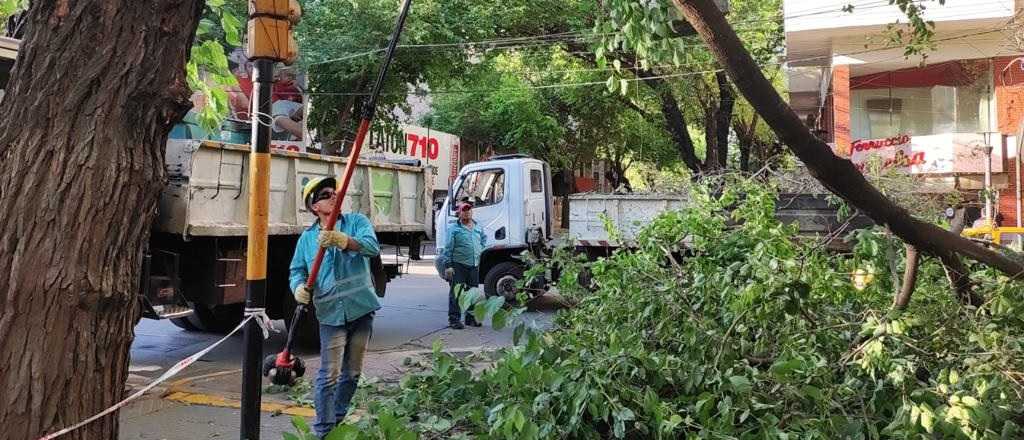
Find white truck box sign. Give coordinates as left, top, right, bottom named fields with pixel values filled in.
left=364, top=124, right=460, bottom=195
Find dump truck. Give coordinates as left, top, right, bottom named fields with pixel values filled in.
left=435, top=155, right=871, bottom=300
left=139, top=140, right=433, bottom=334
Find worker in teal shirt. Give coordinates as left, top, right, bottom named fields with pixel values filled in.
left=443, top=201, right=487, bottom=329
left=289, top=177, right=380, bottom=438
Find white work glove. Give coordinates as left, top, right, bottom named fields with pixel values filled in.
left=294, top=284, right=311, bottom=305
left=444, top=267, right=455, bottom=280
left=318, top=230, right=350, bottom=249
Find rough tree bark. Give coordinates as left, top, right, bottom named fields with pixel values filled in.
left=733, top=114, right=758, bottom=172
left=697, top=72, right=734, bottom=171
left=672, top=0, right=1024, bottom=280
left=713, top=71, right=734, bottom=169
left=0, top=1, right=202, bottom=439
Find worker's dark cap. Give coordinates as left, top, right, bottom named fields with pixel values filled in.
left=457, top=202, right=473, bottom=212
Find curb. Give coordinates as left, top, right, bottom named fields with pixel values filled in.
left=160, top=369, right=316, bottom=417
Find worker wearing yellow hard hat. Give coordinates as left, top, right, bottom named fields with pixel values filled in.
left=302, top=176, right=337, bottom=213
left=292, top=174, right=381, bottom=437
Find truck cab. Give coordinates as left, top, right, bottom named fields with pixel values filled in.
left=436, top=155, right=553, bottom=299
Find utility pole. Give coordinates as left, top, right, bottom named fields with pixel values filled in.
left=242, top=1, right=300, bottom=439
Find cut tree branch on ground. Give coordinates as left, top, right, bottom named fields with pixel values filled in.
left=893, top=245, right=919, bottom=310
left=671, top=0, right=1024, bottom=287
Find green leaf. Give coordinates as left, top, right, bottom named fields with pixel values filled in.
left=492, top=309, right=509, bottom=330
left=458, top=287, right=483, bottom=314
left=483, top=296, right=505, bottom=320
left=800, top=385, right=824, bottom=402
left=221, top=12, right=242, bottom=46
left=196, top=18, right=216, bottom=37
left=728, top=375, right=752, bottom=395
left=655, top=22, right=671, bottom=38
left=325, top=424, right=360, bottom=440
left=513, top=323, right=525, bottom=345
left=920, top=404, right=936, bottom=433
left=291, top=416, right=311, bottom=434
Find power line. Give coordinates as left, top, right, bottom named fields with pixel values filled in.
left=302, top=26, right=1012, bottom=97
left=305, top=0, right=1015, bottom=67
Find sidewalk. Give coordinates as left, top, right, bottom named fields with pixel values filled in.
left=121, top=311, right=556, bottom=439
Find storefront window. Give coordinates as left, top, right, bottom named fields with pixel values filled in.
left=850, top=60, right=992, bottom=140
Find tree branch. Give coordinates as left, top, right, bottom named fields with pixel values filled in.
left=672, top=0, right=1024, bottom=279
left=893, top=245, right=919, bottom=310
left=714, top=71, right=735, bottom=169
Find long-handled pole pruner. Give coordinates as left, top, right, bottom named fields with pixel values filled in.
left=263, top=0, right=414, bottom=387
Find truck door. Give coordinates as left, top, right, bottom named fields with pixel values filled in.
left=524, top=163, right=547, bottom=238
left=449, top=167, right=509, bottom=249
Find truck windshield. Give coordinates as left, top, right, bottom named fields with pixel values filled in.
left=454, top=168, right=505, bottom=209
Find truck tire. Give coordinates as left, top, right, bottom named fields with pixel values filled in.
left=484, top=262, right=524, bottom=303
left=170, top=303, right=244, bottom=333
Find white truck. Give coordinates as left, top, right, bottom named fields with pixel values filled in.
left=436, top=155, right=870, bottom=300
left=435, top=155, right=688, bottom=299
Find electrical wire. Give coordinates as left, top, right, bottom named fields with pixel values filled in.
left=301, top=26, right=1013, bottom=97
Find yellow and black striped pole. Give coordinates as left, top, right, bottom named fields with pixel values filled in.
left=243, top=2, right=300, bottom=438
left=241, top=57, right=274, bottom=440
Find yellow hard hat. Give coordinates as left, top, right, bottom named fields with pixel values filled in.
left=302, top=177, right=337, bottom=211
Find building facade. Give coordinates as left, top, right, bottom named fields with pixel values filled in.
left=785, top=0, right=1024, bottom=224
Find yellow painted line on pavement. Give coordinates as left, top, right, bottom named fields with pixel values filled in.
left=165, top=391, right=316, bottom=417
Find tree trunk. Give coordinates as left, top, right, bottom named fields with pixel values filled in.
left=0, top=2, right=202, bottom=439
left=561, top=170, right=574, bottom=229
left=671, top=0, right=1024, bottom=279
left=733, top=114, right=758, bottom=172
left=631, top=67, right=702, bottom=174
left=703, top=107, right=719, bottom=170
left=713, top=71, right=734, bottom=169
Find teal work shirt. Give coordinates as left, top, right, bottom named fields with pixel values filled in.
left=444, top=220, right=486, bottom=268
left=289, top=213, right=381, bottom=326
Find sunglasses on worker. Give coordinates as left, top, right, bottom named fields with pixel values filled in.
left=314, top=189, right=336, bottom=203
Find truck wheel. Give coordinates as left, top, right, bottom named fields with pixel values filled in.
left=170, top=303, right=244, bottom=333
left=484, top=262, right=524, bottom=303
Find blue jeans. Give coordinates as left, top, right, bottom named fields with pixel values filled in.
left=313, top=313, right=373, bottom=437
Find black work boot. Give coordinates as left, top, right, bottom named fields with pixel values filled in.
left=449, top=320, right=465, bottom=330
left=465, top=315, right=482, bottom=327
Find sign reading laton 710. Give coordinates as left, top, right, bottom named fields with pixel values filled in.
left=365, top=124, right=461, bottom=192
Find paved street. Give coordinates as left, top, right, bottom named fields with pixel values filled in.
left=119, top=256, right=558, bottom=440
